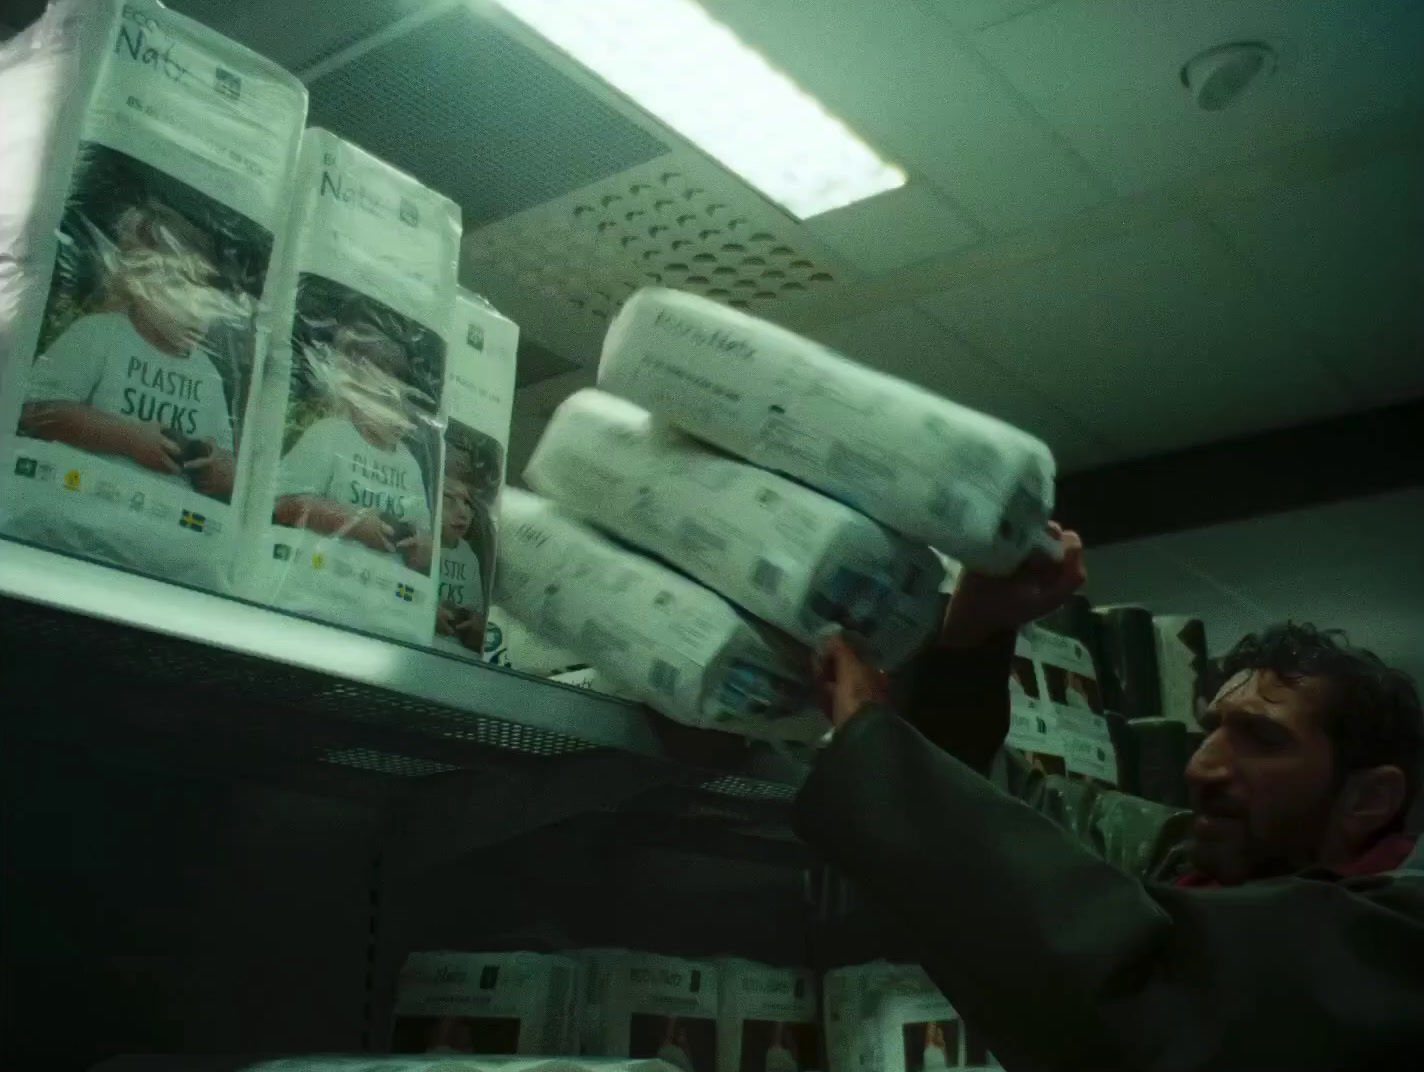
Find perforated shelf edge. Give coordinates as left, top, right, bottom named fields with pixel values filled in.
left=0, top=539, right=808, bottom=804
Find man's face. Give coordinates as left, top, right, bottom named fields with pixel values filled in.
left=1185, top=669, right=1338, bottom=883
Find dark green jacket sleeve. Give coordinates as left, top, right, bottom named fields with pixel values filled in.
left=796, top=709, right=1424, bottom=1071
left=899, top=634, right=1191, bottom=881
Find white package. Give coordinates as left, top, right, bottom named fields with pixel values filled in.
left=1005, top=629, right=1057, bottom=759
left=715, top=960, right=818, bottom=1072
left=0, top=0, right=307, bottom=590
left=525, top=390, right=942, bottom=669
left=434, top=289, right=519, bottom=660
left=1030, top=625, right=1116, bottom=785
left=496, top=490, right=822, bottom=741
left=1154, top=614, right=1206, bottom=727
left=581, top=951, right=720, bottom=1072
left=392, top=951, right=582, bottom=1057
left=598, top=289, right=1058, bottom=576
left=483, top=605, right=589, bottom=675
left=236, top=128, right=461, bottom=643
left=823, top=963, right=961, bottom=1072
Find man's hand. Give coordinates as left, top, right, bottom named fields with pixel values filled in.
left=816, top=632, right=889, bottom=730
left=940, top=524, right=1087, bottom=650
left=184, top=444, right=236, bottom=499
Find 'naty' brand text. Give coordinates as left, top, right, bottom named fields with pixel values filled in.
left=115, top=5, right=191, bottom=84
left=651, top=309, right=756, bottom=360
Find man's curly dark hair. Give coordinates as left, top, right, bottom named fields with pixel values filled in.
left=1207, top=623, right=1424, bottom=828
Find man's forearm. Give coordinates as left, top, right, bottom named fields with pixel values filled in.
left=896, top=629, right=1015, bottom=774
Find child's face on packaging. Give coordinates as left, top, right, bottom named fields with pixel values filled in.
left=441, top=478, right=476, bottom=545
left=119, top=238, right=225, bottom=354
left=331, top=328, right=416, bottom=448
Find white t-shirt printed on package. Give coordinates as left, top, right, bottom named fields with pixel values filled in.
left=439, top=536, right=486, bottom=614
left=276, top=415, right=431, bottom=532
left=26, top=312, right=235, bottom=477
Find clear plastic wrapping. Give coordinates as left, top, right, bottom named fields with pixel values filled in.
left=0, top=0, right=307, bottom=589
left=434, top=289, right=519, bottom=660
left=496, top=489, right=823, bottom=740
left=525, top=389, right=943, bottom=669
left=823, top=963, right=963, bottom=1072
left=579, top=951, right=721, bottom=1070
left=599, top=288, right=1058, bottom=576
left=235, top=127, right=461, bottom=643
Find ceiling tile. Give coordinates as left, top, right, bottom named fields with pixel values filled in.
left=919, top=0, right=1064, bottom=32
left=917, top=217, right=1350, bottom=460
left=1208, top=150, right=1424, bottom=406
left=703, top=0, right=1109, bottom=234
left=809, top=304, right=1115, bottom=472
left=975, top=0, right=1424, bottom=194
left=805, top=181, right=980, bottom=278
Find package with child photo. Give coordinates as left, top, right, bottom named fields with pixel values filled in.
left=0, top=0, right=307, bottom=588
left=237, top=128, right=461, bottom=643
left=433, top=290, right=518, bottom=661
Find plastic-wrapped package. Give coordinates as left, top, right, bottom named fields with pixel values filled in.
left=1030, top=624, right=1116, bottom=785
left=1004, top=628, right=1057, bottom=759
left=1094, top=605, right=1163, bottom=721
left=0, top=0, right=307, bottom=589
left=823, top=963, right=962, bottom=1072
left=392, top=951, right=582, bottom=1056
left=483, top=605, right=588, bottom=675
left=525, top=390, right=942, bottom=669
left=235, top=128, right=461, bottom=643
left=598, top=289, right=1058, bottom=576
left=434, top=289, right=519, bottom=660
left=496, top=490, right=822, bottom=741
left=715, top=960, right=819, bottom=1072
left=1154, top=613, right=1208, bottom=726
left=579, top=951, right=720, bottom=1071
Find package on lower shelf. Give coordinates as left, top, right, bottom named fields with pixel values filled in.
left=433, top=289, right=518, bottom=661
left=496, top=490, right=823, bottom=741
left=235, top=127, right=461, bottom=643
left=0, top=0, right=306, bottom=589
left=525, top=389, right=943, bottom=670
left=241, top=1059, right=681, bottom=1072
left=579, top=951, right=721, bottom=1072
left=391, top=951, right=582, bottom=1056
left=597, top=288, right=1058, bottom=577
left=823, top=963, right=965, bottom=1072
left=715, top=960, right=819, bottom=1072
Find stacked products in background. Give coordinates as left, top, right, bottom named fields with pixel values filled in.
left=598, top=288, right=1059, bottom=577
left=715, top=959, right=819, bottom=1072
left=1032, top=625, right=1116, bottom=785
left=1154, top=613, right=1208, bottom=725
left=1004, top=630, right=1054, bottom=762
left=391, top=951, right=582, bottom=1056
left=433, top=289, right=518, bottom=660
left=824, top=962, right=995, bottom=1072
left=496, top=489, right=822, bottom=740
left=580, top=951, right=721, bottom=1072
left=526, top=389, right=944, bottom=669
left=236, top=127, right=461, bottom=644
left=0, top=0, right=306, bottom=590
left=1094, top=605, right=1163, bottom=720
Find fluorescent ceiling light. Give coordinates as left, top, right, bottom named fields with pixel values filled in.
left=490, top=0, right=907, bottom=219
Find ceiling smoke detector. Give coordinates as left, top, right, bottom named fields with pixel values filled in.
left=1180, top=42, right=1277, bottom=111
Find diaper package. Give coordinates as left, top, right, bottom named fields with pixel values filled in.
left=434, top=289, right=518, bottom=660
left=1032, top=625, right=1116, bottom=785
left=715, top=960, right=819, bottom=1072
left=1154, top=613, right=1208, bottom=727
left=580, top=951, right=720, bottom=1072
left=1005, top=628, right=1058, bottom=760
left=0, top=0, right=306, bottom=589
left=496, top=490, right=822, bottom=741
left=391, top=951, right=582, bottom=1057
left=236, top=128, right=461, bottom=643
left=823, top=963, right=962, bottom=1072
left=598, top=289, right=1058, bottom=576
left=525, top=390, right=942, bottom=669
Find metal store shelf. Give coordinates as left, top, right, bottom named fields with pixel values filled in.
left=0, top=538, right=809, bottom=818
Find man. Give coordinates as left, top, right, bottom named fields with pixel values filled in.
left=799, top=528, right=1424, bottom=1070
